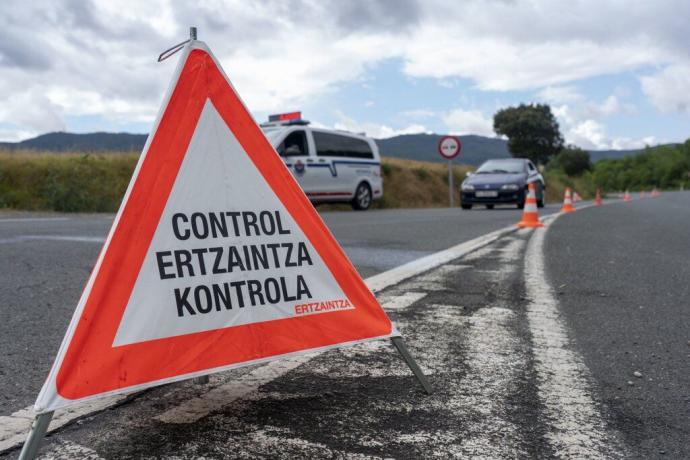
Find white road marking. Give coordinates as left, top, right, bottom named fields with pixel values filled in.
left=388, top=263, right=471, bottom=291
left=380, top=291, right=427, bottom=310
left=524, top=224, right=624, bottom=458
left=499, top=236, right=526, bottom=262
left=0, top=395, right=127, bottom=452
left=454, top=306, right=528, bottom=457
left=365, top=225, right=517, bottom=292
left=38, top=440, right=104, bottom=460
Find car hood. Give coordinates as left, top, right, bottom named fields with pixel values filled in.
left=464, top=172, right=527, bottom=186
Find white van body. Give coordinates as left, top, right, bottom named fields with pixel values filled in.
left=261, top=122, right=383, bottom=210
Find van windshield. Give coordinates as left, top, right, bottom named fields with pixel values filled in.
left=260, top=127, right=284, bottom=144
left=476, top=160, right=525, bottom=174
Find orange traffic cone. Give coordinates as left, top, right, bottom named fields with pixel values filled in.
left=595, top=188, right=603, bottom=206
left=517, top=182, right=544, bottom=228
left=573, top=191, right=583, bottom=202
left=651, top=188, right=660, bottom=198
left=640, top=190, right=646, bottom=199
left=624, top=190, right=632, bottom=202
left=561, top=187, right=575, bottom=213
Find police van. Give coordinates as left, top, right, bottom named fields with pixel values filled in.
left=260, top=112, right=383, bottom=210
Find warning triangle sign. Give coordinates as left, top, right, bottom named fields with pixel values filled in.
left=35, top=41, right=395, bottom=413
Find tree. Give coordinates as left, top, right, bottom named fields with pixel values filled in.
left=493, top=104, right=564, bottom=165
left=553, top=145, right=592, bottom=176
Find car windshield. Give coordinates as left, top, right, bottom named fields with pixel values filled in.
left=475, top=160, right=524, bottom=174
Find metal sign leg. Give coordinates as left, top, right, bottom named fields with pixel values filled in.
left=391, top=337, right=434, bottom=395
left=18, top=411, right=54, bottom=460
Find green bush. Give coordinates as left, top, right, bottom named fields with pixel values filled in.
left=550, top=146, right=592, bottom=176
left=591, top=140, right=690, bottom=190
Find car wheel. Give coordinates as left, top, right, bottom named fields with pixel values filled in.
left=351, top=182, right=372, bottom=210
left=461, top=204, right=472, bottom=210
left=486, top=204, right=494, bottom=209
left=537, top=182, right=545, bottom=207
left=517, top=186, right=527, bottom=209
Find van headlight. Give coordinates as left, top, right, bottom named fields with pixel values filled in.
left=501, top=184, right=520, bottom=191
left=461, top=184, right=475, bottom=191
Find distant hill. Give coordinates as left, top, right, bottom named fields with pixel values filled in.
left=0, top=131, right=648, bottom=165
left=376, top=133, right=511, bottom=166
left=0, top=132, right=147, bottom=152
left=375, top=133, right=651, bottom=165
left=588, top=148, right=643, bottom=162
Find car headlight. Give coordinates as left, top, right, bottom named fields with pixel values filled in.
left=500, top=184, right=520, bottom=191
left=461, top=184, right=475, bottom=191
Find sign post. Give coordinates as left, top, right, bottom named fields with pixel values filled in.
left=438, top=136, right=462, bottom=207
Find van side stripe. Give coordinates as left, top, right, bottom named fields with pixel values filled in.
left=284, top=160, right=380, bottom=177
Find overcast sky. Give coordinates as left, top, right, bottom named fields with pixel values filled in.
left=1, top=0, right=689, bottom=149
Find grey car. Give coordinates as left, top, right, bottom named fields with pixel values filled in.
left=460, top=158, right=545, bottom=210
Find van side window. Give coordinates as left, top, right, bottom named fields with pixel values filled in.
left=313, top=132, right=374, bottom=159
left=528, top=162, right=536, bottom=172
left=277, top=131, right=308, bottom=157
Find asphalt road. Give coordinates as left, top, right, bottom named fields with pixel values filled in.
left=0, top=204, right=560, bottom=417
left=8, top=227, right=577, bottom=458
left=3, top=196, right=688, bottom=458
left=545, top=192, right=690, bottom=458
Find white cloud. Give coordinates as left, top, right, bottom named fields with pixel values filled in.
left=330, top=111, right=430, bottom=139
left=567, top=119, right=608, bottom=149
left=0, top=0, right=689, bottom=142
left=0, top=90, right=66, bottom=134
left=564, top=119, right=655, bottom=150
left=542, top=91, right=643, bottom=150
left=401, top=109, right=436, bottom=119
left=442, top=109, right=494, bottom=136
left=640, top=64, right=690, bottom=112
left=538, top=86, right=583, bottom=104
left=610, top=136, right=656, bottom=150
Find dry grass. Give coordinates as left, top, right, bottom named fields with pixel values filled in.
left=8, top=150, right=599, bottom=212
left=375, top=157, right=473, bottom=208
left=543, top=170, right=597, bottom=203
left=0, top=150, right=138, bottom=212
left=0, top=151, right=477, bottom=212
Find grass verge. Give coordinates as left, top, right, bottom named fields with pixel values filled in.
left=1, top=150, right=601, bottom=212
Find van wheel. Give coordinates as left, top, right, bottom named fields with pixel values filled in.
left=352, top=182, right=372, bottom=210
left=461, top=204, right=472, bottom=210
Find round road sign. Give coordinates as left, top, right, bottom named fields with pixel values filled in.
left=438, top=136, right=462, bottom=160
